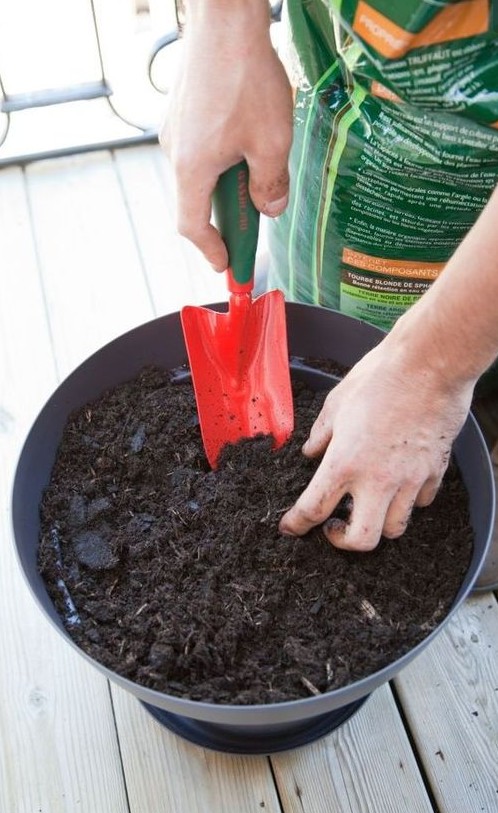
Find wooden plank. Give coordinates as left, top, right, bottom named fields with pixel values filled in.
left=25, top=151, right=155, bottom=378
left=113, top=145, right=227, bottom=315
left=112, top=687, right=283, bottom=813
left=0, top=165, right=129, bottom=812
left=270, top=683, right=434, bottom=813
left=395, top=594, right=498, bottom=813
left=0, top=168, right=56, bottom=429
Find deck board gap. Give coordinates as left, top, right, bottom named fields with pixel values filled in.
left=267, top=756, right=286, bottom=813
left=107, top=680, right=133, bottom=813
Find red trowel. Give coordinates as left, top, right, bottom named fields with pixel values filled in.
left=181, top=161, right=294, bottom=468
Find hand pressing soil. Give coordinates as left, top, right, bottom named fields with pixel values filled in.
left=38, top=364, right=473, bottom=705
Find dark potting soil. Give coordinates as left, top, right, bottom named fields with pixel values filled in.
left=39, top=364, right=473, bottom=705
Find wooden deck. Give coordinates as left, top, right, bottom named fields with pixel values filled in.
left=1, top=145, right=497, bottom=813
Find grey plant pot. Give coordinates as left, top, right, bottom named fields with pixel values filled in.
left=11, top=304, right=495, bottom=754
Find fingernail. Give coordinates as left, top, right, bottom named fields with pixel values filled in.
left=264, top=194, right=288, bottom=217
left=302, top=439, right=310, bottom=454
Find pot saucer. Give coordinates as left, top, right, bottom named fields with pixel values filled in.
left=141, top=696, right=370, bottom=754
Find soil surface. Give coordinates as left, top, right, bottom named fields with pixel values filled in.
left=39, top=363, right=473, bottom=705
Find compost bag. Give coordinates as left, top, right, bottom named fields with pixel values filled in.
left=268, top=0, right=498, bottom=331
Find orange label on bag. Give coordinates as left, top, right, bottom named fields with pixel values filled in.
left=370, top=81, right=402, bottom=103
left=342, top=248, right=444, bottom=280
left=353, top=0, right=489, bottom=59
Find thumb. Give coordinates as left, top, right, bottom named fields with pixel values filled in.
left=247, top=155, right=290, bottom=218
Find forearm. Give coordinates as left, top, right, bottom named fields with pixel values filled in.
left=182, top=0, right=274, bottom=83
left=387, top=184, right=498, bottom=388
left=184, top=0, right=271, bottom=35
left=185, top=0, right=269, bottom=17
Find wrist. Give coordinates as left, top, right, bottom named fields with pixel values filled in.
left=386, top=183, right=498, bottom=390
left=385, top=304, right=479, bottom=395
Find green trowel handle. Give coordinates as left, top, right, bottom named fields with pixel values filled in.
left=212, top=161, right=260, bottom=293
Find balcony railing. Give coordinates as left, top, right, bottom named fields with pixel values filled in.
left=0, top=0, right=181, bottom=165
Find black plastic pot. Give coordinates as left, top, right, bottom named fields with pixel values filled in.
left=12, top=304, right=495, bottom=754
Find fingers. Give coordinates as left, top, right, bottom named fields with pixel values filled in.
left=173, top=150, right=291, bottom=271
left=378, top=475, right=442, bottom=543
left=173, top=154, right=291, bottom=272
left=280, top=480, right=411, bottom=552
left=175, top=169, right=229, bottom=272
left=381, top=487, right=416, bottom=540
left=280, top=457, right=442, bottom=552
left=279, top=472, right=393, bottom=552
left=172, top=145, right=289, bottom=271
left=301, top=401, right=335, bottom=458
left=279, top=449, right=348, bottom=537
left=415, top=474, right=443, bottom=508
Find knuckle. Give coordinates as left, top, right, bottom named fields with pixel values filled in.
left=170, top=149, right=199, bottom=182
left=331, top=460, right=356, bottom=486
left=264, top=126, right=292, bottom=157
left=253, top=133, right=289, bottom=163
left=173, top=152, right=192, bottom=175
left=176, top=217, right=193, bottom=240
left=403, top=473, right=424, bottom=492
left=295, top=502, right=330, bottom=527
left=176, top=219, right=207, bottom=247
left=323, top=388, right=337, bottom=405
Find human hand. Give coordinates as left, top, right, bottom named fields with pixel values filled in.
left=160, top=1, right=293, bottom=271
left=279, top=338, right=475, bottom=550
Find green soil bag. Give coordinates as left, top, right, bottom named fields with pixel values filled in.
left=268, top=0, right=498, bottom=333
